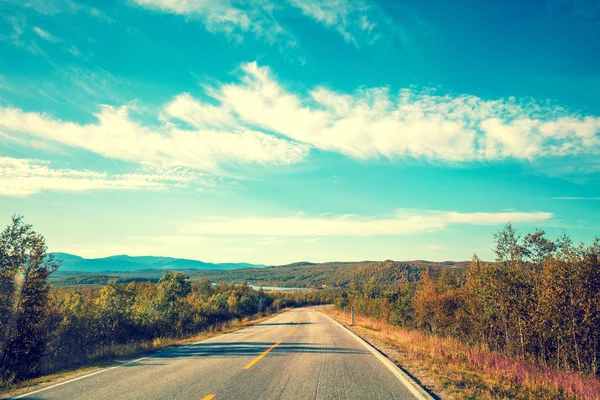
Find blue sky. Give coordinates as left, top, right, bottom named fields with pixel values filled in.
left=1, top=0, right=599, bottom=264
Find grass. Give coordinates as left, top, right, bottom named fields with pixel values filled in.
left=324, top=309, right=600, bottom=400
left=0, top=311, right=285, bottom=399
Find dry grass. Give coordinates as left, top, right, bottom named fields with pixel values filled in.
left=325, top=309, right=600, bottom=400
left=0, top=311, right=284, bottom=398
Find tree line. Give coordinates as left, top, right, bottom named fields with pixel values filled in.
left=345, top=223, right=600, bottom=376
left=0, top=216, right=336, bottom=384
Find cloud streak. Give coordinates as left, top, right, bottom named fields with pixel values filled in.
left=32, top=26, right=59, bottom=42
left=0, top=156, right=206, bottom=196
left=181, top=209, right=553, bottom=237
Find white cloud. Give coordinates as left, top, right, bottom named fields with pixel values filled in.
left=0, top=104, right=309, bottom=174
left=171, top=62, right=600, bottom=162
left=3, top=61, right=599, bottom=176
left=0, top=156, right=203, bottom=196
left=32, top=26, right=59, bottom=42
left=163, top=92, right=239, bottom=129
left=181, top=209, right=553, bottom=237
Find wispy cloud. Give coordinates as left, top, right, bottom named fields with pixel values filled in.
left=0, top=156, right=207, bottom=196
left=7, top=0, right=113, bottom=21
left=0, top=15, right=47, bottom=56
left=1, top=14, right=85, bottom=59
left=131, top=0, right=295, bottom=47
left=66, top=44, right=81, bottom=57
left=288, top=0, right=377, bottom=44
left=32, top=26, right=59, bottom=42
left=129, top=0, right=426, bottom=49
left=180, top=209, right=553, bottom=237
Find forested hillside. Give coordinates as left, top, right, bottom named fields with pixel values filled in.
left=53, top=259, right=471, bottom=288
left=344, top=224, right=600, bottom=380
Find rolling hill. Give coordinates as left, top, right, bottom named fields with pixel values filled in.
left=188, top=259, right=471, bottom=288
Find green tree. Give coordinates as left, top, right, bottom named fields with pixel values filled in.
left=155, top=272, right=192, bottom=336
left=0, top=216, right=60, bottom=382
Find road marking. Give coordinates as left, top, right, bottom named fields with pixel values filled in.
left=10, top=352, right=160, bottom=399
left=244, top=310, right=305, bottom=370
left=11, top=309, right=300, bottom=398
left=12, top=364, right=126, bottom=399
left=243, top=340, right=283, bottom=370
left=11, top=319, right=257, bottom=399
left=201, top=394, right=216, bottom=400
left=285, top=311, right=304, bottom=337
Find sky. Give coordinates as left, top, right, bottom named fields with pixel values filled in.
left=1, top=0, right=599, bottom=265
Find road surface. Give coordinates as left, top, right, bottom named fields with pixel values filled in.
left=14, top=307, right=424, bottom=400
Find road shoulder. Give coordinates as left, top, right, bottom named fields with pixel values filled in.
left=319, top=309, right=438, bottom=400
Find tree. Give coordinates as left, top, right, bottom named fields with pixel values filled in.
left=155, top=272, right=192, bottom=336
left=0, top=216, right=60, bottom=382
left=494, top=222, right=525, bottom=264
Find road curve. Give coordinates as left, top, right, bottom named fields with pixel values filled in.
left=13, top=307, right=423, bottom=400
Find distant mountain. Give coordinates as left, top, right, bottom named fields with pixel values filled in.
left=51, top=253, right=267, bottom=273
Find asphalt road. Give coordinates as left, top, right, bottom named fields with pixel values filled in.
left=14, top=307, right=422, bottom=400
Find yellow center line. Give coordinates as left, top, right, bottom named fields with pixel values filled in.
left=243, top=340, right=283, bottom=369
left=244, top=310, right=306, bottom=370
left=201, top=395, right=216, bottom=400
left=285, top=312, right=304, bottom=337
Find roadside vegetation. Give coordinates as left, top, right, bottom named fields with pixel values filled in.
left=2, top=215, right=599, bottom=399
left=0, top=216, right=336, bottom=390
left=333, top=224, right=600, bottom=399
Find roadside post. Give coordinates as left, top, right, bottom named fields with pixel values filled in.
left=351, top=306, right=355, bottom=326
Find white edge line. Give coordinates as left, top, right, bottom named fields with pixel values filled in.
left=320, top=311, right=435, bottom=400
left=10, top=313, right=285, bottom=399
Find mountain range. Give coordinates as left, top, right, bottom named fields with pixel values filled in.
left=51, top=253, right=267, bottom=273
